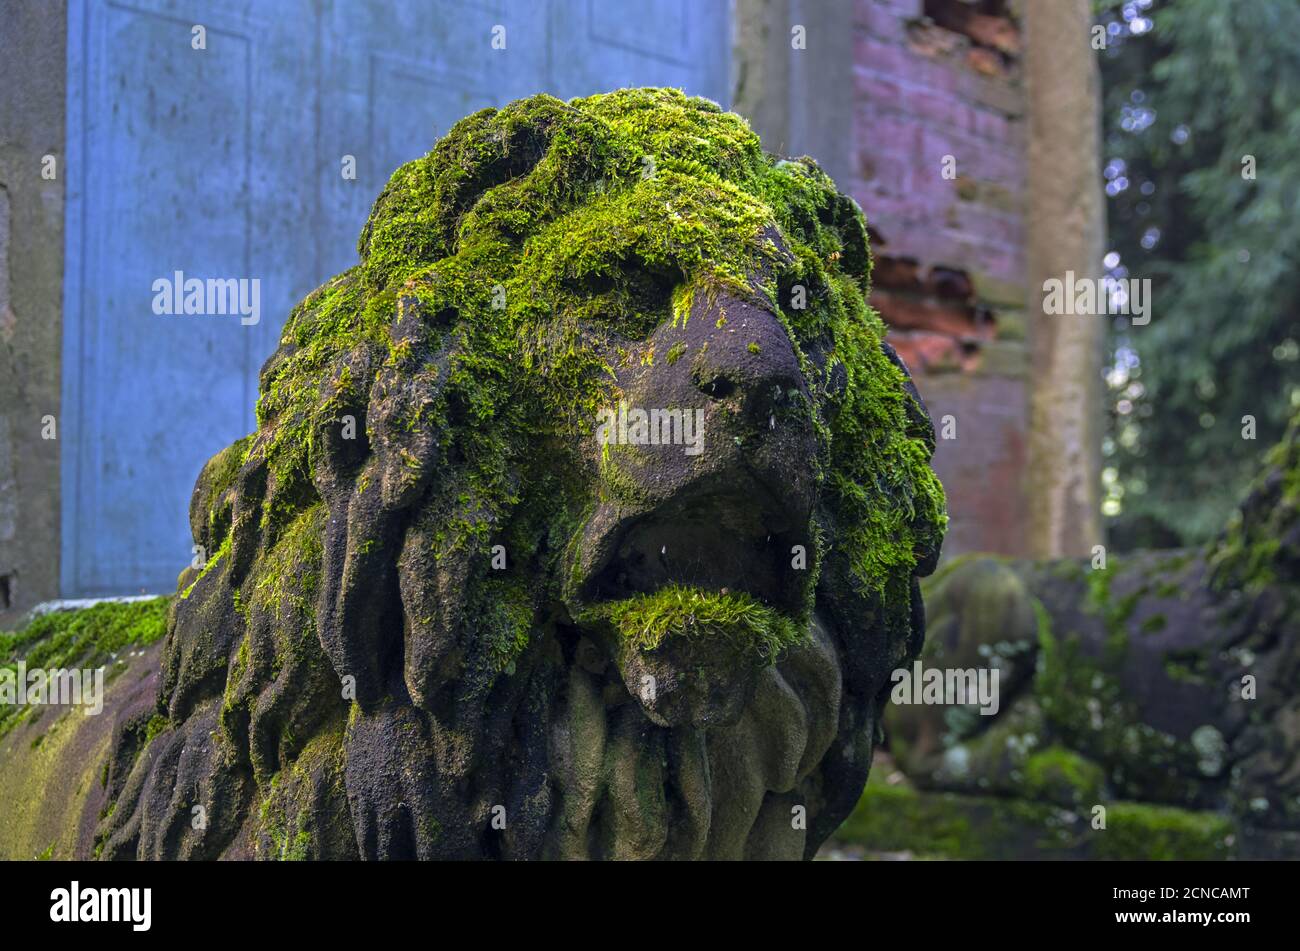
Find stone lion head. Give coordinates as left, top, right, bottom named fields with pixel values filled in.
left=95, top=88, right=946, bottom=860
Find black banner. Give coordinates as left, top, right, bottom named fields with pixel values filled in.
left=2, top=858, right=1284, bottom=938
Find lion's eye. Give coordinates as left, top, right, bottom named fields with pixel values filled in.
left=698, top=375, right=737, bottom=400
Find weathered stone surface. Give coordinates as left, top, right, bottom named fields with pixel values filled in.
left=2, top=89, right=946, bottom=860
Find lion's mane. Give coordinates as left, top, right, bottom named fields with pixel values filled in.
left=94, top=89, right=945, bottom=860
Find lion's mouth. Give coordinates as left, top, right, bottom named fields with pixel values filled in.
left=581, top=480, right=812, bottom=618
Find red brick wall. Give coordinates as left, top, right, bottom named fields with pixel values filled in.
left=851, top=0, right=1030, bottom=557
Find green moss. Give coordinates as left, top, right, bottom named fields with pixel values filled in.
left=1163, top=647, right=1209, bottom=685
left=1139, top=612, right=1167, bottom=634
left=143, top=714, right=170, bottom=743
left=918, top=556, right=1038, bottom=664
left=835, top=772, right=1089, bottom=858
left=1083, top=558, right=1142, bottom=661
left=194, top=434, right=251, bottom=546
left=233, top=87, right=943, bottom=676
left=1094, top=802, right=1235, bottom=860
left=1031, top=594, right=1054, bottom=650
left=834, top=783, right=1235, bottom=860
left=468, top=575, right=536, bottom=677
left=1209, top=407, right=1300, bottom=594
left=180, top=534, right=230, bottom=599
left=583, top=584, right=803, bottom=661
left=256, top=723, right=350, bottom=860
left=248, top=505, right=324, bottom=623
left=1036, top=621, right=1203, bottom=805
left=0, top=598, right=170, bottom=738
left=835, top=784, right=977, bottom=858
left=1023, top=745, right=1104, bottom=807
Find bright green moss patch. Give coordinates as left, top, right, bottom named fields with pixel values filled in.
left=467, top=575, right=536, bottom=677
left=181, top=534, right=230, bottom=599
left=833, top=782, right=1236, bottom=860
left=0, top=599, right=169, bottom=665
left=587, top=584, right=803, bottom=661
left=1094, top=802, right=1235, bottom=861
left=143, top=714, right=170, bottom=744
left=835, top=784, right=979, bottom=858
left=1023, top=745, right=1105, bottom=808
left=192, top=434, right=251, bottom=548
left=0, top=599, right=169, bottom=737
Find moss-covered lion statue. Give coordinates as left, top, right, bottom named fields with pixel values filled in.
left=3, top=89, right=947, bottom=860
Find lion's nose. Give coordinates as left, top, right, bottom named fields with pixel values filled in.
left=691, top=300, right=807, bottom=427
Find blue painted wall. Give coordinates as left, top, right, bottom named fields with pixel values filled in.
left=61, top=0, right=731, bottom=596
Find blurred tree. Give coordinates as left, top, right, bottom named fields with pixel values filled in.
left=1097, top=0, right=1300, bottom=547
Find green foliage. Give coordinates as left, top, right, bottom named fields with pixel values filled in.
left=255, top=724, right=351, bottom=860
left=836, top=784, right=978, bottom=858
left=1099, top=0, right=1300, bottom=544
left=0, top=598, right=169, bottom=672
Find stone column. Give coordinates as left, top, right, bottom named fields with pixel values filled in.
left=732, top=0, right=854, bottom=188
left=0, top=0, right=67, bottom=623
left=1024, top=0, right=1105, bottom=556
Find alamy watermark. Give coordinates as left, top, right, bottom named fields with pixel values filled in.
left=50, top=881, right=151, bottom=932
left=151, top=270, right=261, bottom=326
left=596, top=401, right=704, bottom=457
left=890, top=661, right=1000, bottom=716
left=0, top=663, right=104, bottom=716
left=1042, top=270, right=1150, bottom=326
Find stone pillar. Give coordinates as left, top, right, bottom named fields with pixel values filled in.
left=1024, top=0, right=1105, bottom=556
left=0, top=0, right=67, bottom=624
left=732, top=0, right=854, bottom=188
